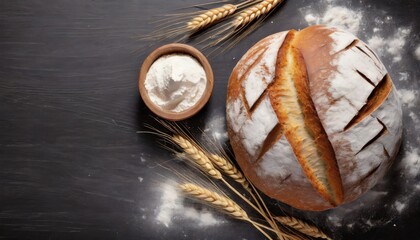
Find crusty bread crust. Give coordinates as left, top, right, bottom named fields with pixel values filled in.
left=226, top=25, right=402, bottom=211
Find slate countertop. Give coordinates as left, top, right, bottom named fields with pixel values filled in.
left=0, top=0, right=419, bottom=239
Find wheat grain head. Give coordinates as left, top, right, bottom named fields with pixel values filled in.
left=234, top=0, right=282, bottom=28
left=209, top=153, right=250, bottom=191
left=187, top=4, right=237, bottom=31
left=275, top=216, right=332, bottom=240
left=180, top=183, right=249, bottom=220
left=172, top=135, right=222, bottom=180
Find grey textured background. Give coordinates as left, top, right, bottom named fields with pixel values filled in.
left=0, top=0, right=419, bottom=239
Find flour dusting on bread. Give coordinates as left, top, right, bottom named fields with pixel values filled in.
left=226, top=25, right=402, bottom=211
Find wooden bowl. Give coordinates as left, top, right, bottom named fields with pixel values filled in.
left=138, top=43, right=214, bottom=121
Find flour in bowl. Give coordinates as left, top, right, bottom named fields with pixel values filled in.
left=145, top=54, right=207, bottom=113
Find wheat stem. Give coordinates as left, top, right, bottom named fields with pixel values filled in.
left=172, top=136, right=263, bottom=216
left=247, top=220, right=274, bottom=240
left=174, top=136, right=281, bottom=238
left=221, top=178, right=260, bottom=212
left=275, top=216, right=332, bottom=240
left=208, top=153, right=291, bottom=239
left=250, top=183, right=292, bottom=240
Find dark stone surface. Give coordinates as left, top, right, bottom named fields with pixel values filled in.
left=0, top=0, right=419, bottom=239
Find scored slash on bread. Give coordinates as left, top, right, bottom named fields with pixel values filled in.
left=268, top=30, right=343, bottom=206
left=226, top=25, right=403, bottom=211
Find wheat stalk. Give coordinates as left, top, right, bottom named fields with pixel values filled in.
left=180, top=182, right=274, bottom=240
left=147, top=121, right=328, bottom=240
left=275, top=216, right=332, bottom=240
left=187, top=4, right=237, bottom=31
left=208, top=153, right=290, bottom=240
left=172, top=135, right=222, bottom=180
left=200, top=0, right=284, bottom=54
left=234, top=0, right=282, bottom=28
left=171, top=135, right=262, bottom=215
left=172, top=135, right=291, bottom=240
left=209, top=153, right=251, bottom=191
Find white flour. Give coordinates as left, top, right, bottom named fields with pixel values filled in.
left=202, top=112, right=228, bottom=143
left=367, top=28, right=411, bottom=63
left=302, top=2, right=412, bottom=63
left=399, top=147, right=420, bottom=178
left=398, top=72, right=409, bottom=82
left=304, top=6, right=362, bottom=34
left=409, top=111, right=420, bottom=125
left=145, top=54, right=207, bottom=113
left=155, top=182, right=222, bottom=227
left=398, top=89, right=418, bottom=108
left=415, top=45, right=420, bottom=60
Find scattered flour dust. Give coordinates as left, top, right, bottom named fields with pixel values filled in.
left=415, top=45, right=420, bottom=60
left=301, top=1, right=412, bottom=63
left=397, top=89, right=418, bottom=108
left=391, top=147, right=420, bottom=214
left=399, top=148, right=420, bottom=178
left=409, top=111, right=420, bottom=125
left=398, top=72, right=409, bottom=82
left=156, top=182, right=222, bottom=227
left=393, top=201, right=407, bottom=213
left=368, top=28, right=411, bottom=63
left=304, top=6, right=362, bottom=34
left=202, top=113, right=228, bottom=143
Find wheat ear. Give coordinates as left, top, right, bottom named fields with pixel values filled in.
left=180, top=183, right=273, bottom=240
left=208, top=153, right=291, bottom=239
left=275, top=216, right=332, bottom=240
left=172, top=135, right=260, bottom=212
left=209, top=153, right=250, bottom=191
left=234, top=0, right=282, bottom=28
left=172, top=135, right=222, bottom=180
left=187, top=4, right=237, bottom=31
left=173, top=135, right=292, bottom=239
left=180, top=183, right=248, bottom=220
left=173, top=135, right=277, bottom=227
left=206, top=154, right=295, bottom=240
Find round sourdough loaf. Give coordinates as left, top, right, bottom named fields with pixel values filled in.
left=226, top=25, right=402, bottom=211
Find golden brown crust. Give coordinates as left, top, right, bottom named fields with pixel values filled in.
left=268, top=30, right=343, bottom=206
left=290, top=45, right=344, bottom=206
left=227, top=37, right=272, bottom=100
left=226, top=25, right=401, bottom=211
